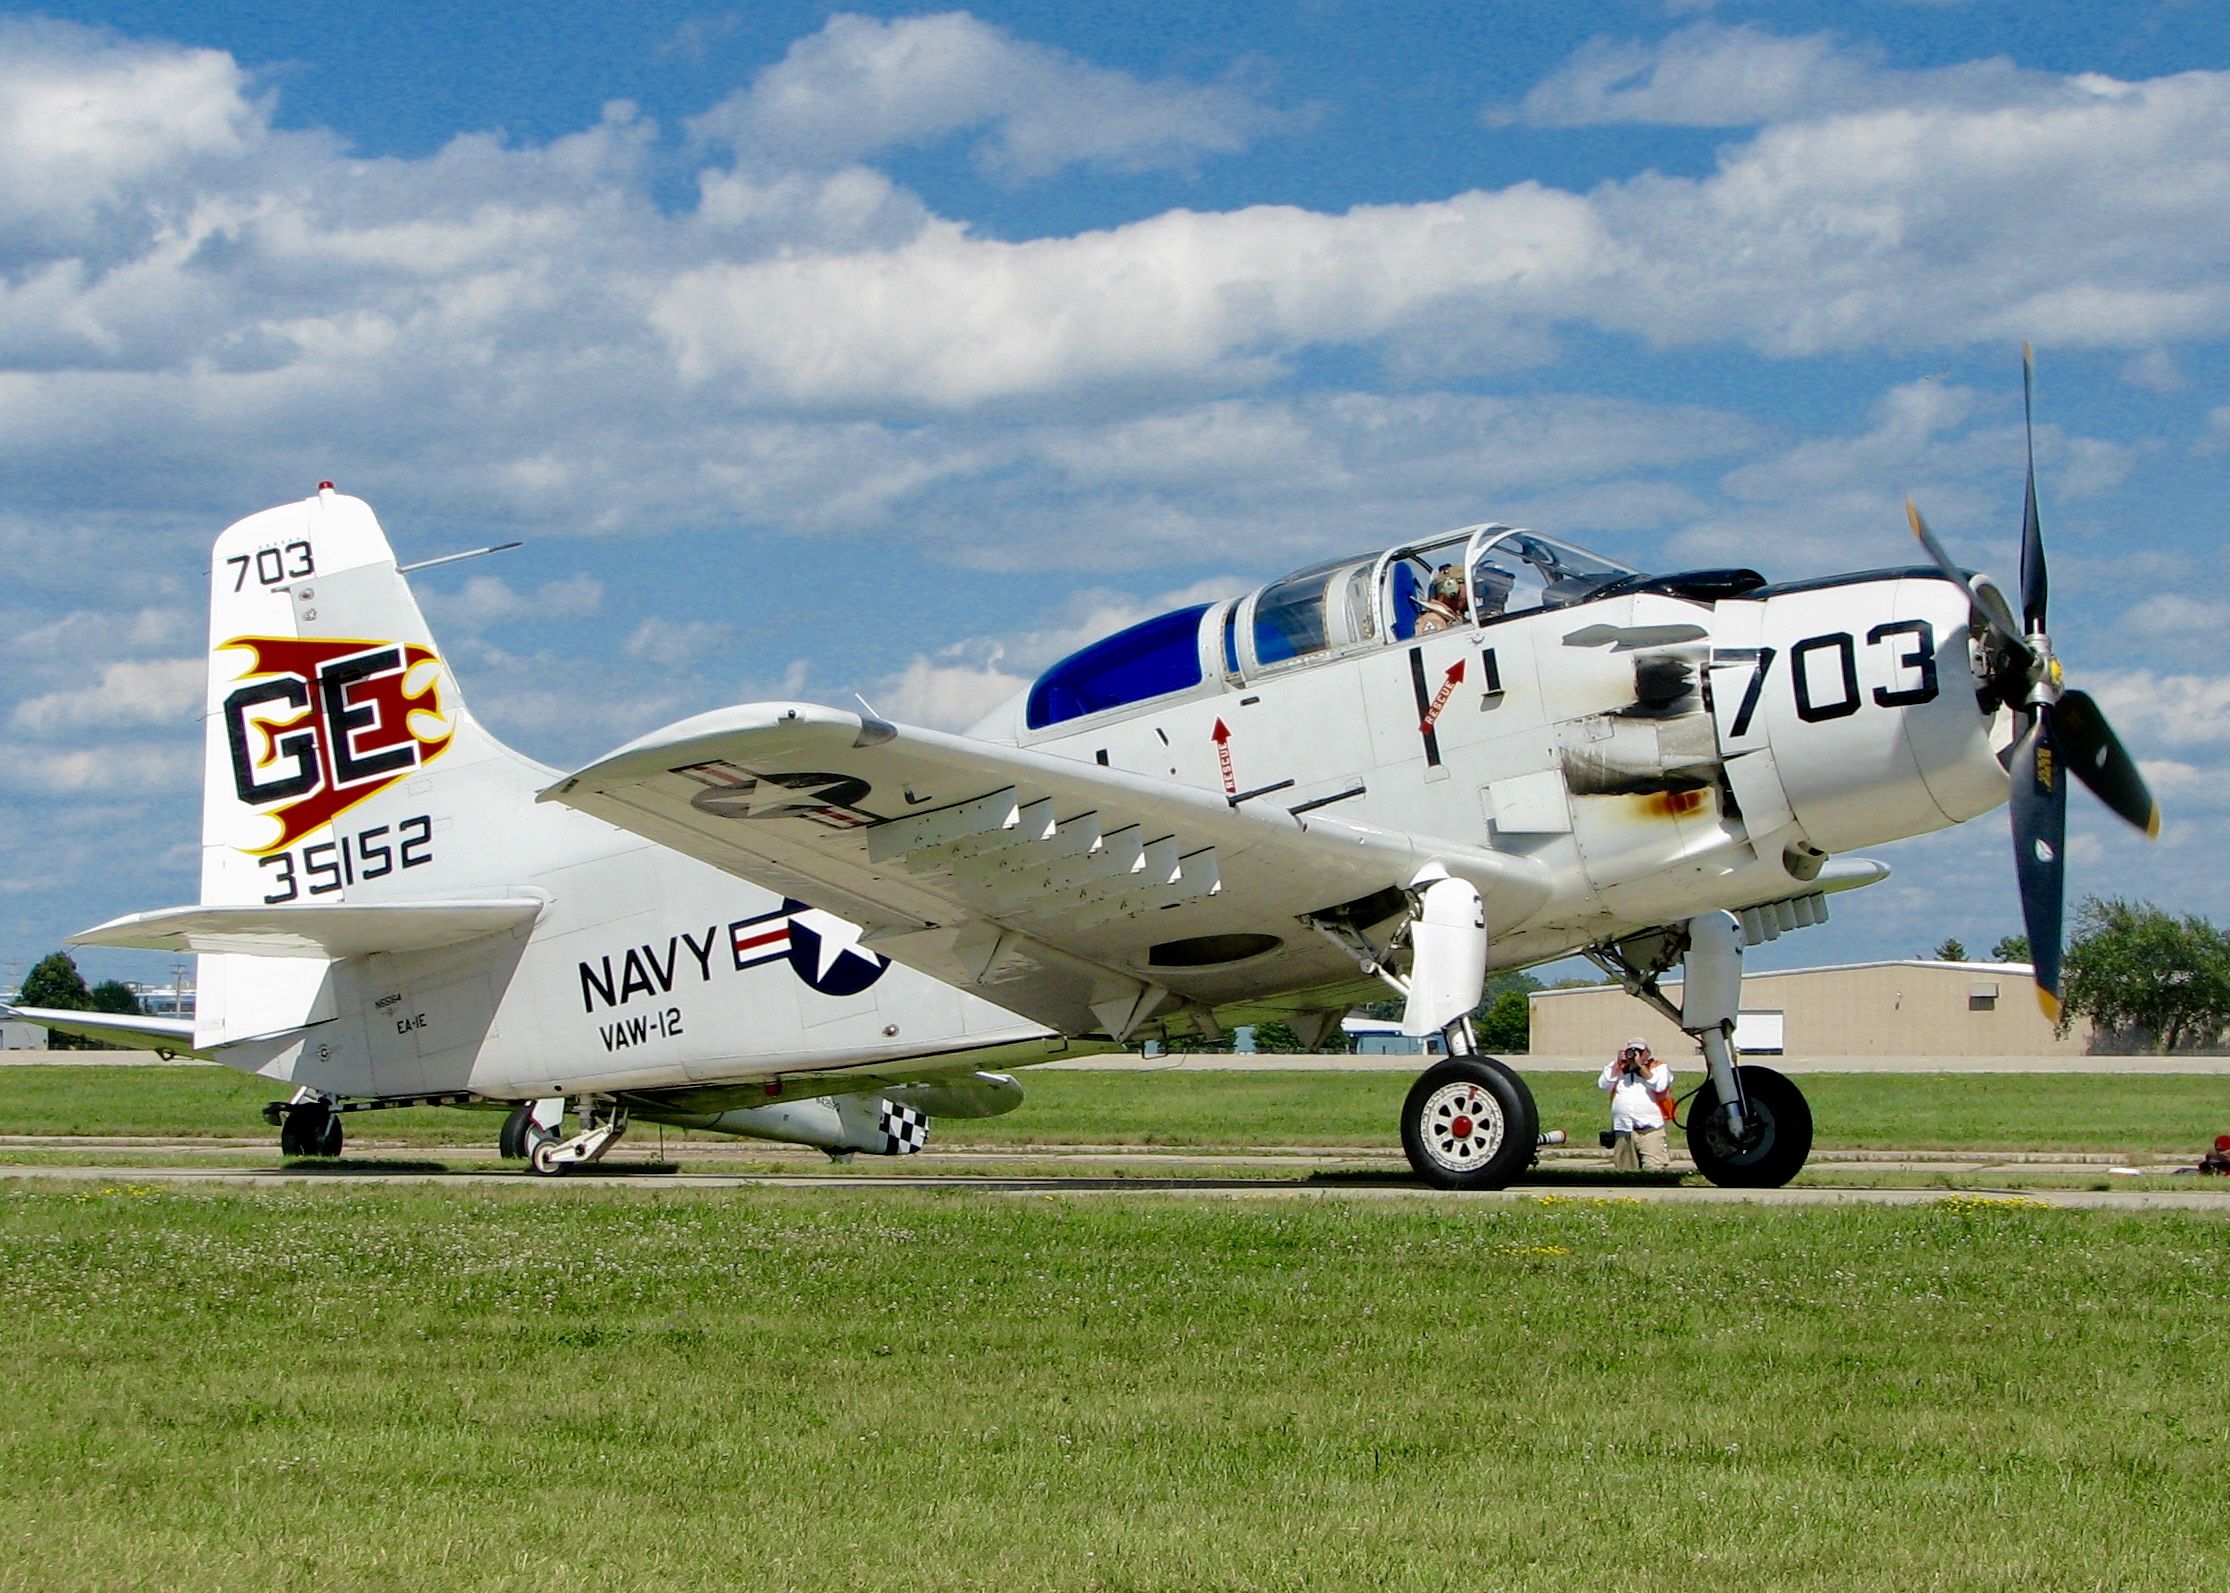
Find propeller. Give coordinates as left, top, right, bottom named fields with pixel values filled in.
left=1904, top=345, right=2160, bottom=1021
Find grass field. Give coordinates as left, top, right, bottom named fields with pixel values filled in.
left=4, top=1065, right=2229, bottom=1159
left=0, top=1184, right=2223, bottom=1591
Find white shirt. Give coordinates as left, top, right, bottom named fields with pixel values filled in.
left=1598, top=1057, right=1674, bottom=1132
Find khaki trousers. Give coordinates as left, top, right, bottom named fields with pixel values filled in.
left=1612, top=1125, right=1671, bottom=1172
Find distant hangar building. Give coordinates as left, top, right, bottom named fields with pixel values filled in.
left=1528, top=960, right=2092, bottom=1061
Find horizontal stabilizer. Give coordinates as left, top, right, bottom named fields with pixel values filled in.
left=70, top=898, right=544, bottom=959
left=0, top=1005, right=206, bottom=1057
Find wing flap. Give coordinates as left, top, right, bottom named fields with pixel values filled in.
left=542, top=703, right=1550, bottom=1037
left=70, top=898, right=545, bottom=959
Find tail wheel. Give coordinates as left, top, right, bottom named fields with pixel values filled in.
left=1684, top=1064, right=1812, bottom=1188
left=1401, top=1058, right=1538, bottom=1190
left=280, top=1103, right=337, bottom=1159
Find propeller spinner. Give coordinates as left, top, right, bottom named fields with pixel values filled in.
left=1905, top=346, right=2160, bottom=1021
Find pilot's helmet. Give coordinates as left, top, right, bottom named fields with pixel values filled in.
left=1430, top=565, right=1466, bottom=608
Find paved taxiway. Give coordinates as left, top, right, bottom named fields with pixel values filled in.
left=8, top=1144, right=2227, bottom=1210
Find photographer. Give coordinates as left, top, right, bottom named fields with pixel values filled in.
left=1597, top=1037, right=1676, bottom=1172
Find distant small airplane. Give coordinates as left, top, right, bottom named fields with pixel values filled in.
left=8, top=351, right=2153, bottom=1188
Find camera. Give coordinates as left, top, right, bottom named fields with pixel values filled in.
left=1598, top=1130, right=1618, bottom=1149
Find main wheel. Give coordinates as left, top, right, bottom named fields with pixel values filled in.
left=316, top=1112, right=344, bottom=1158
left=1684, top=1064, right=1812, bottom=1188
left=499, top=1103, right=533, bottom=1160
left=1401, top=1057, right=1539, bottom=1190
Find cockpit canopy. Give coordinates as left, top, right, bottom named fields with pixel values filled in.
left=1021, top=523, right=1643, bottom=732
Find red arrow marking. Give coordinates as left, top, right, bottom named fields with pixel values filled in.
left=1418, top=657, right=1466, bottom=735
left=1211, top=717, right=1237, bottom=795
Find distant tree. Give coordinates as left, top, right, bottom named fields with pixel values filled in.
left=1931, top=937, right=1969, bottom=963
left=16, top=951, right=93, bottom=1050
left=2061, top=897, right=2230, bottom=1054
left=1481, top=970, right=1544, bottom=1006
left=1476, top=989, right=1531, bottom=1054
left=89, top=981, right=143, bottom=1016
left=1990, top=935, right=2031, bottom=964
left=1249, top=1019, right=1310, bottom=1054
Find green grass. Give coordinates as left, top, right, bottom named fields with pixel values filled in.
left=3, top=1066, right=2229, bottom=1157
left=0, top=1185, right=2223, bottom=1590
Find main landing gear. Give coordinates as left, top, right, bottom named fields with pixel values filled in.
left=500, top=1097, right=627, bottom=1175
left=1587, top=911, right=1815, bottom=1188
left=1312, top=864, right=1544, bottom=1190
left=1401, top=1055, right=1540, bottom=1191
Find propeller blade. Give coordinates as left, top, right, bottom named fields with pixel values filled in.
left=2008, top=707, right=2068, bottom=1020
left=2019, top=343, right=2049, bottom=634
left=2057, top=688, right=2161, bottom=838
left=1907, top=498, right=2029, bottom=657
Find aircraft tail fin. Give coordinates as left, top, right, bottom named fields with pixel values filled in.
left=193, top=486, right=547, bottom=1046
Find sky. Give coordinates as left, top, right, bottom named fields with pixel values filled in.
left=3, top=0, right=2227, bottom=996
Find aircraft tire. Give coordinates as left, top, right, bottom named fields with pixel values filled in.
left=1684, top=1065, right=1812, bottom=1188
left=280, top=1103, right=333, bottom=1159
left=529, top=1138, right=568, bottom=1177
left=499, top=1103, right=533, bottom=1160
left=1401, top=1057, right=1539, bottom=1190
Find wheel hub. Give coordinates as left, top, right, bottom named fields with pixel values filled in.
left=1418, top=1081, right=1505, bottom=1173
left=1700, top=1101, right=1772, bottom=1163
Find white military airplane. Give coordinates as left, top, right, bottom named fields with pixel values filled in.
left=10, top=354, right=2154, bottom=1189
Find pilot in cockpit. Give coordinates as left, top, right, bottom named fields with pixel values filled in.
left=1414, top=565, right=1468, bottom=633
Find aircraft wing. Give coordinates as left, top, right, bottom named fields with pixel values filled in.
left=542, top=702, right=1552, bottom=1038
left=0, top=1004, right=209, bottom=1058
left=70, top=898, right=545, bottom=959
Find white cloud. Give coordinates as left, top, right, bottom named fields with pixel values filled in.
left=418, top=573, right=605, bottom=633
left=1495, top=22, right=2052, bottom=129
left=2, top=604, right=191, bottom=659
left=624, top=617, right=739, bottom=670
left=650, top=187, right=1606, bottom=405
left=871, top=653, right=1031, bottom=731
left=11, top=657, right=201, bottom=733
left=0, top=19, right=2219, bottom=571
left=2086, top=670, right=2230, bottom=749
left=688, top=11, right=1286, bottom=180
left=2119, top=594, right=2230, bottom=635
left=658, top=72, right=2230, bottom=403
left=0, top=741, right=197, bottom=794
left=0, top=17, right=269, bottom=255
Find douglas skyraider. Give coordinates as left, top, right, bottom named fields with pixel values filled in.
left=11, top=352, right=2156, bottom=1188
